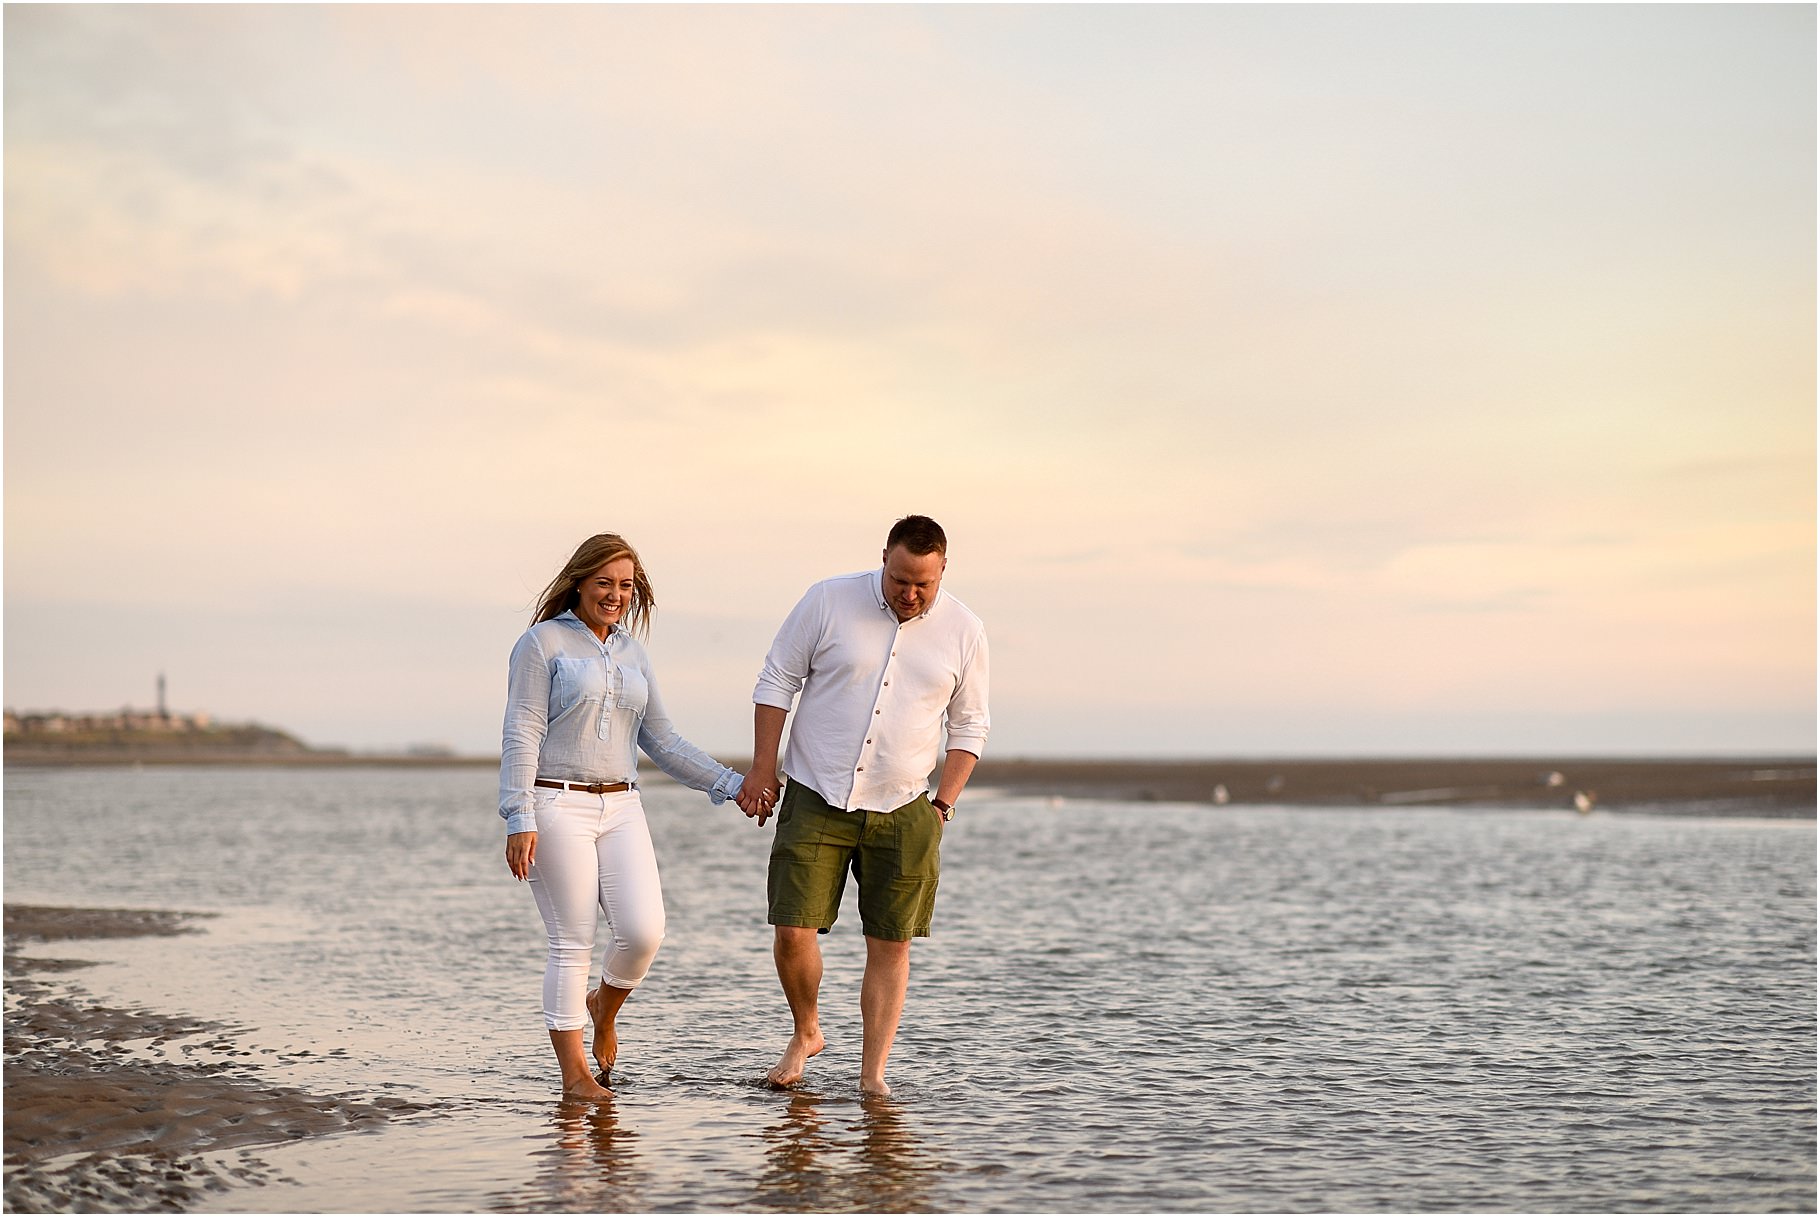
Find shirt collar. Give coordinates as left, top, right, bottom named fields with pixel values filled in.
left=871, top=567, right=942, bottom=622
left=556, top=609, right=618, bottom=644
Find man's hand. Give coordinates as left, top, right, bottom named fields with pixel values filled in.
left=506, top=831, right=537, bottom=880
left=738, top=767, right=781, bottom=826
left=743, top=706, right=789, bottom=827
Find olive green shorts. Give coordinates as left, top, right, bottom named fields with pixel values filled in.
left=766, top=779, right=945, bottom=941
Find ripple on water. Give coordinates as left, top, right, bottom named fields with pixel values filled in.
left=3, top=773, right=1814, bottom=1212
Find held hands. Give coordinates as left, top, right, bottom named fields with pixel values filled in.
left=736, top=768, right=781, bottom=827
left=506, top=831, right=537, bottom=880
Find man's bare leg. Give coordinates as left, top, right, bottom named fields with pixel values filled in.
left=768, top=926, right=826, bottom=1086
left=586, top=983, right=631, bottom=1078
left=860, top=935, right=911, bottom=1097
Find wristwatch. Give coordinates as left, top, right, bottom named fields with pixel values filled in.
left=932, top=797, right=955, bottom=822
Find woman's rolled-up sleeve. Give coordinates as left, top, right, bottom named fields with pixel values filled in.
left=636, top=658, right=742, bottom=804
left=499, top=630, right=551, bottom=834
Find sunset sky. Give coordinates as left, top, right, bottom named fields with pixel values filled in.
left=6, top=4, right=1813, bottom=759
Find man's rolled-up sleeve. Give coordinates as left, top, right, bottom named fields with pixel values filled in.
left=753, top=586, right=820, bottom=711
left=943, top=629, right=990, bottom=757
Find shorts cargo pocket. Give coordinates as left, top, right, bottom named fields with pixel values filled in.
left=768, top=784, right=841, bottom=867
left=767, top=784, right=855, bottom=931
left=892, top=798, right=944, bottom=879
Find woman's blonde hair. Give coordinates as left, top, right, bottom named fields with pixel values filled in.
left=533, top=534, right=655, bottom=638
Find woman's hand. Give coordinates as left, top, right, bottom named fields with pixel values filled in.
left=506, top=831, right=538, bottom=880
left=736, top=774, right=780, bottom=826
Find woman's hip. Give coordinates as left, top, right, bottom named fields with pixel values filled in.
left=531, top=786, right=646, bottom=836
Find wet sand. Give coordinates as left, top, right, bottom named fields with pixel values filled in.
left=970, top=755, right=1817, bottom=813
left=3, top=905, right=421, bottom=1213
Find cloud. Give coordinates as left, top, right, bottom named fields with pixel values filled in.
left=4, top=4, right=1811, bottom=754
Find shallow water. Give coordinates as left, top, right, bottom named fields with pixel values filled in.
left=3, top=766, right=1813, bottom=1212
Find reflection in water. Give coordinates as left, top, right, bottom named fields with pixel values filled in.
left=852, top=1094, right=941, bottom=1212
left=749, top=1090, right=945, bottom=1212
left=753, top=1089, right=831, bottom=1206
left=489, top=1098, right=643, bottom=1212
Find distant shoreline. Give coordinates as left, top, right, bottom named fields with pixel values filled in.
left=6, top=750, right=1813, bottom=814
left=3, top=749, right=497, bottom=768
left=971, top=755, right=1816, bottom=815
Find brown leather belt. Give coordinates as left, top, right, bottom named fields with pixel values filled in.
left=535, top=779, right=632, bottom=794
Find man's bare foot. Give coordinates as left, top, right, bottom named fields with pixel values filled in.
left=586, top=986, right=618, bottom=1076
left=859, top=1075, right=891, bottom=1098
left=561, top=1074, right=614, bottom=1102
left=766, top=1028, right=825, bottom=1088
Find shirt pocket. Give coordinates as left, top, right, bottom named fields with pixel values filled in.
left=614, top=664, right=649, bottom=715
left=551, top=656, right=607, bottom=714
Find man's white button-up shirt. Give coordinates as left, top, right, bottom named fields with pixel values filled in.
left=753, top=568, right=990, bottom=813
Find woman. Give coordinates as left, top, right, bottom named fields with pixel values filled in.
left=500, top=533, right=760, bottom=1101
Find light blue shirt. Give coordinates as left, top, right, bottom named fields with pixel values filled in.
left=499, top=611, right=742, bottom=834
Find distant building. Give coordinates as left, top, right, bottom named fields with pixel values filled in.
left=6, top=675, right=213, bottom=738
left=4, top=708, right=213, bottom=736
left=4, top=672, right=311, bottom=761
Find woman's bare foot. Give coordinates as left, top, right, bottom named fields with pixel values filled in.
left=586, top=985, right=620, bottom=1077
left=561, top=1074, right=614, bottom=1102
left=766, top=1027, right=826, bottom=1088
left=859, top=1074, right=891, bottom=1098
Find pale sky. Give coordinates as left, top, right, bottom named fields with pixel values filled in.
left=5, top=4, right=1814, bottom=758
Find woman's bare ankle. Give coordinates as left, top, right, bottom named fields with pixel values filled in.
left=562, top=1074, right=614, bottom=1102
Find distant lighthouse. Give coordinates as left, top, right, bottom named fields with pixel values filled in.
left=157, top=673, right=168, bottom=722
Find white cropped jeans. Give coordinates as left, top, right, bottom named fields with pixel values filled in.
left=526, top=787, right=666, bottom=1031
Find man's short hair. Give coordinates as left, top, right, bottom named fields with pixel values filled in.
left=886, top=515, right=947, bottom=557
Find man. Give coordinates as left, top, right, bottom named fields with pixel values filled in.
left=736, top=515, right=989, bottom=1096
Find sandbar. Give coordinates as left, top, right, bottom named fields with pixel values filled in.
left=4, top=904, right=421, bottom=1212
left=969, top=755, right=1816, bottom=814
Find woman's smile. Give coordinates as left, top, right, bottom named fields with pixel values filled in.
left=575, top=558, right=637, bottom=639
